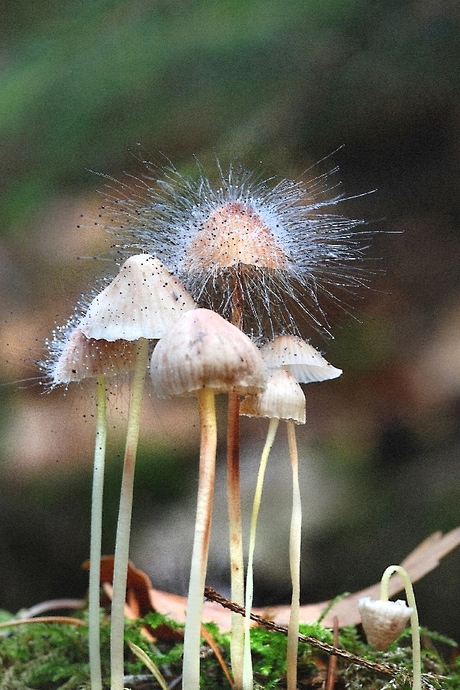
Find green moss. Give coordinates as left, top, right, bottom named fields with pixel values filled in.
left=0, top=613, right=110, bottom=690
left=0, top=609, right=458, bottom=689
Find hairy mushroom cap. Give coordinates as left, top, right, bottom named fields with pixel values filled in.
left=358, top=597, right=413, bottom=651
left=240, top=369, right=306, bottom=424
left=183, top=200, right=290, bottom=272
left=260, top=335, right=342, bottom=383
left=81, top=254, right=196, bottom=342
left=51, top=327, right=139, bottom=384
left=150, top=308, right=266, bottom=398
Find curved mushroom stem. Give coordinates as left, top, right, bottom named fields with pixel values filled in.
left=182, top=386, right=218, bottom=690
left=110, top=338, right=149, bottom=690
left=286, top=420, right=302, bottom=690
left=88, top=375, right=107, bottom=690
left=227, top=392, right=245, bottom=690
left=243, top=417, right=280, bottom=690
left=380, top=565, right=422, bottom=690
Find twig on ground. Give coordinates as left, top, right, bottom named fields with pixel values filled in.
left=204, top=587, right=399, bottom=678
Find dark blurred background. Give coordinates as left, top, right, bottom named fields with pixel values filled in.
left=1, top=0, right=460, bottom=640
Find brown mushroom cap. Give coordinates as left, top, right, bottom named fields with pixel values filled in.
left=150, top=308, right=266, bottom=398
left=260, top=335, right=342, bottom=383
left=51, top=327, right=139, bottom=384
left=81, top=254, right=196, bottom=342
left=240, top=369, right=306, bottom=424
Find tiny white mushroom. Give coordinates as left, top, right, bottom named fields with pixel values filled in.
left=150, top=308, right=265, bottom=398
left=240, top=369, right=306, bottom=424
left=240, top=369, right=306, bottom=690
left=260, top=334, right=342, bottom=383
left=369, top=565, right=423, bottom=690
left=359, top=597, right=414, bottom=650
left=241, top=336, right=341, bottom=690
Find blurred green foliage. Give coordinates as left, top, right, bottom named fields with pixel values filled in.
left=1, top=0, right=459, bottom=232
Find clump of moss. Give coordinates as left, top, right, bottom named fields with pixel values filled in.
left=0, top=609, right=458, bottom=689
left=0, top=613, right=110, bottom=690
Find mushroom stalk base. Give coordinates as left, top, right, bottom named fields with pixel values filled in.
left=89, top=375, right=107, bottom=690
left=182, top=387, right=218, bottom=690
left=243, top=417, right=280, bottom=690
left=286, top=420, right=302, bottom=690
left=110, top=338, right=149, bottom=690
left=227, top=392, right=245, bottom=690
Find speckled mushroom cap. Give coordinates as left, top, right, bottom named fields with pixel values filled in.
left=358, top=597, right=413, bottom=651
left=81, top=254, right=196, bottom=342
left=150, top=308, right=266, bottom=398
left=240, top=369, right=306, bottom=424
left=260, top=335, right=342, bottom=383
left=51, top=327, right=139, bottom=384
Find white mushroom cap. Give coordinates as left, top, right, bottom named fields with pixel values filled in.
left=358, top=597, right=413, bottom=650
left=260, top=335, right=342, bottom=383
left=51, top=327, right=139, bottom=384
left=150, top=308, right=266, bottom=398
left=81, top=254, right=196, bottom=341
left=240, top=369, right=306, bottom=424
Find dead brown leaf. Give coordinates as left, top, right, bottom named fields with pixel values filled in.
left=87, top=526, right=460, bottom=632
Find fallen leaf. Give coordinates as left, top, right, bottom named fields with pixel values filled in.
left=260, top=526, right=460, bottom=629
left=83, top=556, right=183, bottom=641
left=86, top=527, right=460, bottom=632
left=157, top=527, right=460, bottom=632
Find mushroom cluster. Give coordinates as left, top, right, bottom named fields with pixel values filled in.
left=44, top=161, right=372, bottom=690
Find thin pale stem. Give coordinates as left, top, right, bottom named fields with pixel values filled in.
left=89, top=375, right=107, bottom=690
left=380, top=565, right=422, bottom=690
left=182, top=387, right=218, bottom=690
left=243, top=417, right=279, bottom=690
left=227, top=272, right=245, bottom=690
left=286, top=420, right=302, bottom=690
left=227, top=392, right=245, bottom=690
left=110, top=338, right=149, bottom=690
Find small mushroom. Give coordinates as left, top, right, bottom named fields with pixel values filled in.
left=240, top=368, right=306, bottom=424
left=260, top=334, right=342, bottom=383
left=359, top=597, right=413, bottom=650
left=81, top=253, right=196, bottom=341
left=150, top=307, right=265, bottom=398
left=51, top=328, right=139, bottom=383
left=51, top=327, right=138, bottom=690
left=240, top=369, right=306, bottom=690
left=150, top=308, right=266, bottom=690
left=78, top=254, right=195, bottom=690
left=360, top=565, right=422, bottom=690
left=240, top=335, right=341, bottom=690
